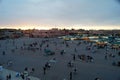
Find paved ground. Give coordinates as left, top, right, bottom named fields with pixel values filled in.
left=0, top=37, right=120, bottom=80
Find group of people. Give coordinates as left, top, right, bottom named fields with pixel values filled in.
left=0, top=37, right=120, bottom=80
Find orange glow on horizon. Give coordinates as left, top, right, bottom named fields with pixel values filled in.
left=0, top=25, right=120, bottom=30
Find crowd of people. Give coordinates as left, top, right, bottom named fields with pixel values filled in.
left=0, top=37, right=120, bottom=80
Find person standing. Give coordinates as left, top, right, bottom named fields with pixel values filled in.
left=43, top=67, right=46, bottom=75
left=73, top=67, right=77, bottom=74
left=105, top=55, right=107, bottom=60
left=2, top=51, right=5, bottom=55
left=31, top=68, right=35, bottom=73
left=70, top=72, right=72, bottom=80
left=0, top=64, right=3, bottom=72
left=21, top=73, right=25, bottom=80
left=0, top=64, right=3, bottom=79
left=73, top=54, right=76, bottom=61
left=8, top=74, right=11, bottom=80
left=74, top=48, right=77, bottom=53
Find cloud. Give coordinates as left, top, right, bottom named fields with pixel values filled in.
left=0, top=0, right=2, bottom=3
left=0, top=0, right=120, bottom=29
left=117, top=0, right=120, bottom=3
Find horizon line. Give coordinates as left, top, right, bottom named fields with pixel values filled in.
left=0, top=27, right=120, bottom=31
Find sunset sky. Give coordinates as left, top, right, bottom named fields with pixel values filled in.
left=0, top=0, right=120, bottom=30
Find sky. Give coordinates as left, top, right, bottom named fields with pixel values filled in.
left=0, top=0, right=120, bottom=30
